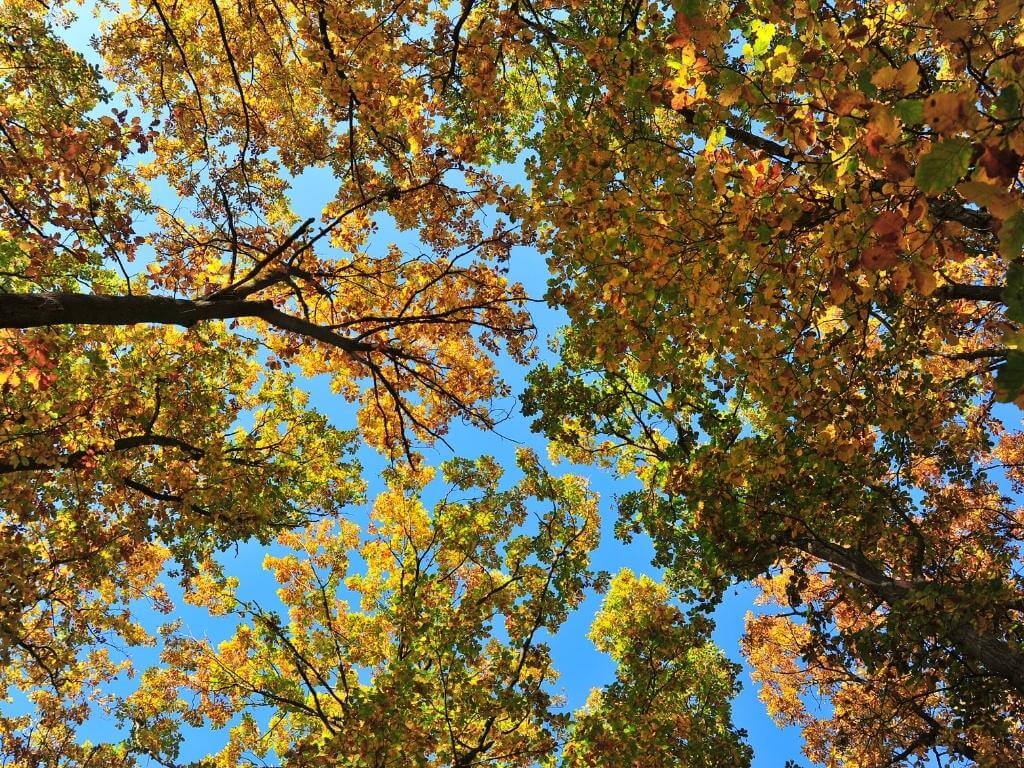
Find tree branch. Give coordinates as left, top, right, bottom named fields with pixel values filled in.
left=0, top=292, right=379, bottom=355
left=933, top=284, right=1005, bottom=302
left=800, top=538, right=1024, bottom=695
left=673, top=106, right=799, bottom=161
left=0, top=433, right=202, bottom=475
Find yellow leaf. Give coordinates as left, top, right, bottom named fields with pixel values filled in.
left=894, top=60, right=920, bottom=95
left=923, top=91, right=968, bottom=133
left=870, top=66, right=897, bottom=90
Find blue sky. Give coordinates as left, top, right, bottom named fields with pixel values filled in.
left=162, top=198, right=811, bottom=763
left=28, top=9, right=814, bottom=765
left=278, top=160, right=810, bottom=762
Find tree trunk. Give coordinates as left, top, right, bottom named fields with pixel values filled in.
left=800, top=538, right=1024, bottom=695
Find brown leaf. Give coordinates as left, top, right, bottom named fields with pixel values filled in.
left=979, top=144, right=1022, bottom=185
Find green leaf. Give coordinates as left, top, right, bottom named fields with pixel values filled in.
left=995, top=85, right=1021, bottom=119
left=1003, top=262, right=1024, bottom=323
left=1002, top=330, right=1024, bottom=350
left=999, top=211, right=1024, bottom=261
left=894, top=99, right=924, bottom=125
left=915, top=139, right=973, bottom=194
left=705, top=125, right=726, bottom=152
left=995, top=350, right=1024, bottom=402
left=857, top=68, right=878, bottom=99
left=749, top=21, right=776, bottom=57
left=680, top=0, right=703, bottom=16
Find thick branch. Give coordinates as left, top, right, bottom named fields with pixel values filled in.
left=0, top=434, right=201, bottom=475
left=943, top=347, right=1009, bottom=361
left=673, top=107, right=798, bottom=161
left=929, top=198, right=994, bottom=233
left=934, top=284, right=1005, bottom=302
left=441, top=0, right=478, bottom=93
left=0, top=292, right=378, bottom=355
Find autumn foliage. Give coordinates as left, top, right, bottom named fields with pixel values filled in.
left=2, top=0, right=1024, bottom=766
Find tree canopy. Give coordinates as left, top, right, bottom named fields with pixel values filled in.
left=2, top=0, right=1023, bottom=766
